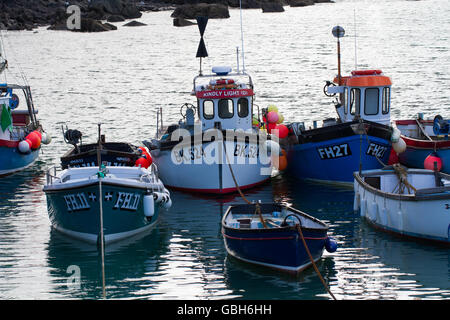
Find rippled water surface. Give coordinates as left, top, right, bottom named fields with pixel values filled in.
left=0, top=0, right=449, bottom=299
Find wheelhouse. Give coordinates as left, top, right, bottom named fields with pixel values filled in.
left=193, top=66, right=255, bottom=131
left=328, top=70, right=392, bottom=125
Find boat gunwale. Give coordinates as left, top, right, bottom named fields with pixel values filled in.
left=394, top=119, right=450, bottom=148
left=354, top=169, right=450, bottom=201
left=221, top=203, right=329, bottom=234
left=293, top=119, right=393, bottom=145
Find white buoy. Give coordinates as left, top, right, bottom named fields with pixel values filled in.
left=263, top=139, right=280, bottom=156
left=18, top=139, right=31, bottom=154
left=392, top=137, right=406, bottom=154
left=41, top=132, right=52, bottom=145
left=143, top=194, right=155, bottom=217
left=353, top=192, right=360, bottom=212
left=368, top=201, right=378, bottom=222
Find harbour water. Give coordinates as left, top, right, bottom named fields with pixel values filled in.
left=0, top=0, right=449, bottom=299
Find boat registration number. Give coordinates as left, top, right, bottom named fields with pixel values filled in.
left=172, top=143, right=258, bottom=164
left=317, top=143, right=351, bottom=160
left=366, top=143, right=388, bottom=158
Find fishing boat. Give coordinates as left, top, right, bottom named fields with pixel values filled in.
left=283, top=26, right=397, bottom=185
left=354, top=165, right=450, bottom=245
left=44, top=165, right=171, bottom=244
left=60, top=125, right=145, bottom=169
left=222, top=202, right=338, bottom=273
left=0, top=42, right=50, bottom=176
left=144, top=17, right=275, bottom=194
left=44, top=125, right=171, bottom=244
left=394, top=115, right=449, bottom=174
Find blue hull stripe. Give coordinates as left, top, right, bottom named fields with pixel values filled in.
left=287, top=135, right=391, bottom=183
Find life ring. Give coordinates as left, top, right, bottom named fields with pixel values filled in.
left=351, top=70, right=382, bottom=76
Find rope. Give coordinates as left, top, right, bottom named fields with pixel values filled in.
left=222, top=139, right=267, bottom=228
left=392, top=163, right=417, bottom=194
left=295, top=224, right=337, bottom=300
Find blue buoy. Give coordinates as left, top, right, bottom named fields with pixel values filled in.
left=325, top=237, right=338, bottom=253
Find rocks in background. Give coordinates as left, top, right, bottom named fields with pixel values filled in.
left=0, top=0, right=335, bottom=32
left=123, top=20, right=147, bottom=27
left=173, top=18, right=196, bottom=27
left=171, top=3, right=230, bottom=19
left=287, top=0, right=315, bottom=7
left=261, top=1, right=285, bottom=12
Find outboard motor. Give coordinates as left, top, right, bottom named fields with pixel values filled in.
left=433, top=115, right=450, bottom=137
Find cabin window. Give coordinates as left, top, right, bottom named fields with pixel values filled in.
left=237, top=98, right=249, bottom=118
left=350, top=88, right=361, bottom=115
left=364, top=88, right=379, bottom=115
left=203, top=100, right=214, bottom=120
left=218, top=99, right=234, bottom=119
left=382, top=87, right=390, bottom=114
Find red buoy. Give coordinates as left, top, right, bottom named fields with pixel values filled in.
left=424, top=152, right=442, bottom=171
left=135, top=156, right=150, bottom=168
left=273, top=124, right=289, bottom=139
left=26, top=131, right=41, bottom=149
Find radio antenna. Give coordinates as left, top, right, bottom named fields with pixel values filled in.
left=354, top=9, right=358, bottom=71
left=239, top=0, right=246, bottom=73
left=332, top=26, right=345, bottom=85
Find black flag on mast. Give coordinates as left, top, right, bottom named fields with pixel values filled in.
left=196, top=16, right=208, bottom=58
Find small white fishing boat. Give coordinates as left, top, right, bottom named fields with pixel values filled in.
left=144, top=17, right=276, bottom=194
left=354, top=165, right=450, bottom=245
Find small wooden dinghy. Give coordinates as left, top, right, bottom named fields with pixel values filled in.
left=221, top=203, right=337, bottom=273
left=354, top=164, right=450, bottom=245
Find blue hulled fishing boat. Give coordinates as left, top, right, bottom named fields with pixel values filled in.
left=0, top=43, right=50, bottom=176
left=283, top=26, right=398, bottom=185
left=222, top=203, right=337, bottom=273
left=44, top=125, right=171, bottom=244
left=44, top=165, right=171, bottom=244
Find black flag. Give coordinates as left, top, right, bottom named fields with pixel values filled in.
left=196, top=16, right=208, bottom=58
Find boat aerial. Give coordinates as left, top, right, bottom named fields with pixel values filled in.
left=144, top=17, right=276, bottom=194
left=282, top=26, right=399, bottom=185
left=44, top=125, right=171, bottom=244
left=354, top=165, right=450, bottom=245
left=222, top=202, right=338, bottom=273
left=0, top=39, right=50, bottom=177
left=393, top=114, right=449, bottom=174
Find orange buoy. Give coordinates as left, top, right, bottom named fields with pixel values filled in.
left=424, top=152, right=442, bottom=171
left=272, top=149, right=288, bottom=171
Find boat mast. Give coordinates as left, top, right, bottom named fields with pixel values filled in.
left=196, top=16, right=208, bottom=76
left=332, top=26, right=345, bottom=85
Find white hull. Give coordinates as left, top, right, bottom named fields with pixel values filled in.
left=354, top=168, right=450, bottom=244
left=151, top=139, right=272, bottom=193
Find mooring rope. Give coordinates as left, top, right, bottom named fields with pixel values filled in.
left=221, top=139, right=267, bottom=228
left=295, top=224, right=337, bottom=300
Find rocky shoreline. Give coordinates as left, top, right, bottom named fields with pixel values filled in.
left=0, top=0, right=334, bottom=32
